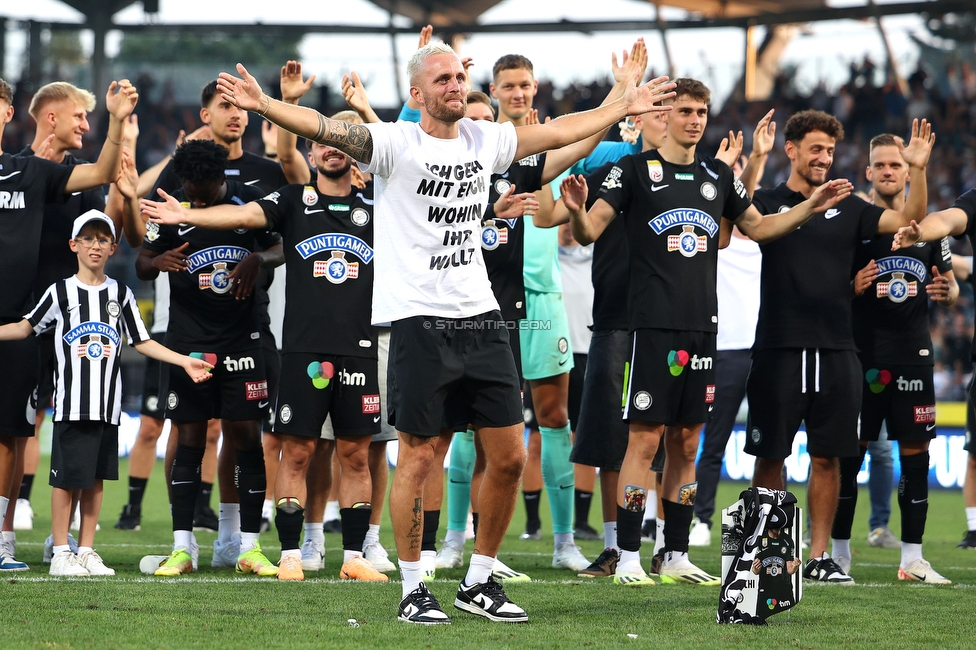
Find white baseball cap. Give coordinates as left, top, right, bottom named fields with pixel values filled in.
left=71, top=209, right=117, bottom=240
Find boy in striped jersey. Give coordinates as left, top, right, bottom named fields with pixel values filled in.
left=0, top=210, right=212, bottom=576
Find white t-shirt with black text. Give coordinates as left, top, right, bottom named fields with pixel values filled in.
left=361, top=119, right=518, bottom=323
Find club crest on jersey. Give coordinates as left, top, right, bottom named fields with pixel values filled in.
left=481, top=219, right=508, bottom=250
left=494, top=178, right=512, bottom=195
left=647, top=160, right=664, bottom=183
left=350, top=208, right=370, bottom=226
left=78, top=338, right=113, bottom=361
left=875, top=256, right=925, bottom=303
left=199, top=262, right=234, bottom=293
left=314, top=251, right=359, bottom=284
left=302, top=186, right=318, bottom=206
left=145, top=221, right=160, bottom=242
left=602, top=166, right=623, bottom=190
left=700, top=182, right=717, bottom=201
left=105, top=300, right=121, bottom=318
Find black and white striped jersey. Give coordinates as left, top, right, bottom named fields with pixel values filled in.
left=27, top=275, right=151, bottom=423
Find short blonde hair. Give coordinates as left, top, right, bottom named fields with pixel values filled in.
left=28, top=82, right=96, bottom=120
left=406, top=42, right=458, bottom=86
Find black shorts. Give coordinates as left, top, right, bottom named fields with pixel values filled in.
left=261, top=327, right=281, bottom=432
left=0, top=337, right=39, bottom=438
left=746, top=348, right=861, bottom=459
left=389, top=311, right=523, bottom=437
left=859, top=363, right=936, bottom=442
left=272, top=353, right=381, bottom=439
left=164, top=347, right=267, bottom=422
left=568, top=353, right=587, bottom=429
left=509, top=326, right=523, bottom=382
left=966, top=380, right=975, bottom=454
left=140, top=332, right=167, bottom=418
left=49, top=420, right=119, bottom=489
left=622, top=328, right=716, bottom=426
left=572, top=329, right=630, bottom=470
left=37, top=330, right=56, bottom=409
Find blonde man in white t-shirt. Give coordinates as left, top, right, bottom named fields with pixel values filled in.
left=214, top=43, right=674, bottom=625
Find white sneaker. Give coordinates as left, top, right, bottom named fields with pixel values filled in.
left=189, top=532, right=199, bottom=570
left=13, top=499, right=33, bottom=530
left=868, top=526, right=901, bottom=549
left=688, top=518, right=711, bottom=547
left=491, top=557, right=531, bottom=583
left=835, top=555, right=852, bottom=577
left=78, top=550, right=115, bottom=576
left=50, top=550, right=89, bottom=577
left=43, top=533, right=79, bottom=564
left=898, top=558, right=951, bottom=584
left=300, top=538, right=325, bottom=571
left=139, top=555, right=171, bottom=574
left=421, top=553, right=436, bottom=580
left=212, top=533, right=239, bottom=568
left=434, top=538, right=464, bottom=569
left=363, top=541, right=396, bottom=572
left=658, top=551, right=721, bottom=585
left=552, top=542, right=590, bottom=572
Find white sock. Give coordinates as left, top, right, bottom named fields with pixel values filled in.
left=901, top=542, right=923, bottom=568
left=444, top=528, right=465, bottom=547
left=325, top=500, right=340, bottom=521
left=343, top=549, right=363, bottom=563
left=1, top=530, right=14, bottom=542
left=364, top=523, right=381, bottom=546
left=831, top=538, right=851, bottom=560
left=174, top=529, right=193, bottom=551
left=645, top=491, right=657, bottom=520
left=53, top=544, right=70, bottom=556
left=463, top=553, right=495, bottom=586
left=305, top=522, right=325, bottom=546
left=421, top=549, right=436, bottom=565
left=218, top=503, right=240, bottom=544
left=663, top=550, right=688, bottom=566
left=603, top=522, right=617, bottom=550
left=554, top=532, right=573, bottom=548
left=240, top=532, right=259, bottom=553
left=281, top=548, right=301, bottom=559
left=653, top=519, right=665, bottom=555
left=618, top=549, right=641, bottom=572
left=262, top=499, right=274, bottom=518
left=77, top=546, right=93, bottom=556
left=966, top=506, right=976, bottom=531
left=400, top=559, right=423, bottom=598
left=0, top=496, right=8, bottom=530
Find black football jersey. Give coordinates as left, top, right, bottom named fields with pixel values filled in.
left=950, top=189, right=976, bottom=360
left=141, top=181, right=278, bottom=351
left=585, top=162, right=629, bottom=332
left=0, top=153, right=74, bottom=323
left=256, top=183, right=376, bottom=358
left=852, top=235, right=951, bottom=365
left=481, top=152, right=546, bottom=321
left=596, top=151, right=751, bottom=333
left=752, top=185, right=884, bottom=350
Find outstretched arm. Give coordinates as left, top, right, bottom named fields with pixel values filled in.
left=141, top=188, right=269, bottom=230
left=0, top=320, right=33, bottom=341
left=736, top=178, right=854, bottom=244
left=135, top=339, right=213, bottom=383
left=892, top=207, right=968, bottom=249
left=219, top=64, right=374, bottom=164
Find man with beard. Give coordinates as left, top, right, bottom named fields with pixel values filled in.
left=215, top=41, right=675, bottom=623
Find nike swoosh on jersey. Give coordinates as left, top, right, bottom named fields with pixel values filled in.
left=824, top=209, right=841, bottom=219
left=244, top=179, right=261, bottom=186
left=304, top=207, right=325, bottom=214
left=258, top=400, right=269, bottom=408
left=926, top=423, right=936, bottom=431
left=0, top=171, right=22, bottom=181
left=178, top=226, right=196, bottom=236
left=651, top=184, right=669, bottom=192
left=373, top=416, right=381, bottom=423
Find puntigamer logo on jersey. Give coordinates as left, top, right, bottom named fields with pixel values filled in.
left=186, top=246, right=250, bottom=293
left=295, top=233, right=373, bottom=284
left=875, top=256, right=926, bottom=303
left=64, top=321, right=121, bottom=361
left=649, top=209, right=719, bottom=258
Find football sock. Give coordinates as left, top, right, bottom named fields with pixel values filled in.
left=522, top=490, right=542, bottom=530
left=832, top=448, right=867, bottom=540
left=447, top=429, right=475, bottom=532
left=127, top=476, right=148, bottom=507
left=275, top=497, right=304, bottom=552
left=463, top=552, right=495, bottom=587
left=234, top=448, right=267, bottom=534
left=171, top=444, right=204, bottom=532
left=218, top=503, right=240, bottom=544
left=604, top=521, right=618, bottom=550
left=661, top=499, right=693, bottom=554
left=305, top=522, right=325, bottom=546
left=422, top=510, right=440, bottom=552
left=540, top=425, right=574, bottom=534
left=898, top=451, right=929, bottom=545
left=341, top=504, right=371, bottom=555
left=18, top=474, right=34, bottom=502
left=400, top=559, right=422, bottom=598
left=616, top=505, right=643, bottom=553
left=575, top=489, right=593, bottom=529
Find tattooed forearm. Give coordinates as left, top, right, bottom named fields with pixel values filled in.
left=407, top=498, right=422, bottom=550
left=311, top=114, right=373, bottom=163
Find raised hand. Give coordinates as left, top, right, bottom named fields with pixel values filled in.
left=715, top=130, right=743, bottom=168
left=751, top=109, right=776, bottom=158
left=181, top=124, right=213, bottom=145
left=261, top=120, right=277, bottom=156
left=808, top=178, right=853, bottom=212
left=926, top=265, right=951, bottom=302
left=123, top=114, right=140, bottom=149
left=217, top=64, right=265, bottom=113
left=116, top=147, right=139, bottom=199
left=612, top=38, right=648, bottom=85
left=141, top=188, right=188, bottom=226
left=105, top=79, right=139, bottom=120
left=35, top=134, right=57, bottom=160
left=561, top=175, right=589, bottom=213
left=853, top=259, right=878, bottom=296
left=461, top=57, right=475, bottom=92
left=898, top=118, right=935, bottom=169
left=892, top=220, right=922, bottom=250
left=418, top=24, right=433, bottom=49
left=281, top=60, right=316, bottom=103
left=342, top=72, right=371, bottom=114
left=151, top=241, right=190, bottom=273
left=622, top=76, right=676, bottom=117
left=494, top=185, right=541, bottom=220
